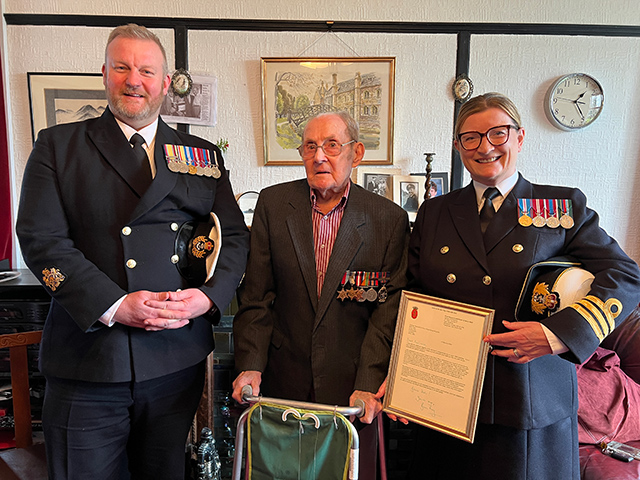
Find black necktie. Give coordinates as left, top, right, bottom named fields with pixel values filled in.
left=130, top=133, right=152, bottom=193
left=479, top=187, right=500, bottom=235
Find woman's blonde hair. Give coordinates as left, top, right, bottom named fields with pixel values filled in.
left=454, top=92, right=522, bottom=137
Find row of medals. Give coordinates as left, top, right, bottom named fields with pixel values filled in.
left=519, top=212, right=574, bottom=229
left=167, top=158, right=221, bottom=179
left=337, top=284, right=387, bottom=302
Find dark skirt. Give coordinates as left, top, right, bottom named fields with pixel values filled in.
left=407, top=415, right=579, bottom=480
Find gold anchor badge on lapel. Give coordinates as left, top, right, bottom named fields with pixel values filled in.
left=163, top=144, right=221, bottom=179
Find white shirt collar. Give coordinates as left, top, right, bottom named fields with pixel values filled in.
left=473, top=171, right=518, bottom=202
left=473, top=171, right=518, bottom=211
left=114, top=116, right=159, bottom=147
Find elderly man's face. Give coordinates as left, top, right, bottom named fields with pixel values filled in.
left=102, top=37, right=170, bottom=130
left=454, top=108, right=524, bottom=187
left=301, top=115, right=364, bottom=202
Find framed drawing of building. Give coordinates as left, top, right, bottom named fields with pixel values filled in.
left=261, top=57, right=396, bottom=166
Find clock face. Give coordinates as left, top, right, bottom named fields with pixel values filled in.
left=545, top=73, right=604, bottom=131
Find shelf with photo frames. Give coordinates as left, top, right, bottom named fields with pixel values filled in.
left=353, top=168, right=450, bottom=222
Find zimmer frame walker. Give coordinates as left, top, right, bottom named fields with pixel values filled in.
left=232, top=386, right=365, bottom=480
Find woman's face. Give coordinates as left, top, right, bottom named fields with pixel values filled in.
left=454, top=108, right=524, bottom=186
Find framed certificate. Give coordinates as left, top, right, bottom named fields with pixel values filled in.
left=383, top=291, right=494, bottom=443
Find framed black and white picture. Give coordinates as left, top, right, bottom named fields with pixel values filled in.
left=27, top=72, right=106, bottom=142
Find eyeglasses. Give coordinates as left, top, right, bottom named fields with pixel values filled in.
left=457, top=125, right=519, bottom=151
left=297, top=140, right=355, bottom=158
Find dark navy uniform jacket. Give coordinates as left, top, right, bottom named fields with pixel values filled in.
left=17, top=108, right=250, bottom=384
left=409, top=174, right=640, bottom=429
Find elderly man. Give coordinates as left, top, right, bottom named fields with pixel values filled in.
left=232, top=111, right=409, bottom=478
left=16, top=24, right=249, bottom=479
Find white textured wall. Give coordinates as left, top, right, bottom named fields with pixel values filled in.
left=3, top=0, right=640, bottom=266
left=187, top=31, right=455, bottom=191
left=4, top=0, right=640, bottom=25
left=468, top=35, right=640, bottom=260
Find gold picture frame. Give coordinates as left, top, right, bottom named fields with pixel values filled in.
left=261, top=57, right=396, bottom=166
left=383, top=291, right=494, bottom=443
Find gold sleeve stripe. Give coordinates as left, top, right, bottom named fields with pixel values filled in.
left=568, top=295, right=623, bottom=340
left=584, top=295, right=620, bottom=332
left=570, top=303, right=606, bottom=341
left=580, top=298, right=610, bottom=334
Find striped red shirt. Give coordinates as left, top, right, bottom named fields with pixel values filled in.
left=311, top=182, right=351, bottom=297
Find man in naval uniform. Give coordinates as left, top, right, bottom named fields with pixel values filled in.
left=16, top=24, right=249, bottom=479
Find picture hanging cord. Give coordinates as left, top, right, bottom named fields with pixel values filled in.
left=296, top=30, right=361, bottom=57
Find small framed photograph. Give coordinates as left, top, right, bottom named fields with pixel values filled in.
left=27, top=72, right=107, bottom=142
left=235, top=191, right=260, bottom=229
left=393, top=175, right=426, bottom=222
left=261, top=57, right=396, bottom=166
left=410, top=172, right=450, bottom=199
left=354, top=167, right=401, bottom=201
left=160, top=74, right=218, bottom=126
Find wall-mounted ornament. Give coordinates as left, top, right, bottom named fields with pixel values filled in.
left=544, top=73, right=604, bottom=131
left=170, top=68, right=193, bottom=97
left=452, top=74, right=473, bottom=103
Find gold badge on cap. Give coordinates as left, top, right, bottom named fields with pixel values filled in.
left=42, top=267, right=65, bottom=292
left=531, top=281, right=559, bottom=315
left=190, top=235, right=215, bottom=259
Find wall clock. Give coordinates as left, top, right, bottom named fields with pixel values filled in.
left=544, top=73, right=604, bottom=131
